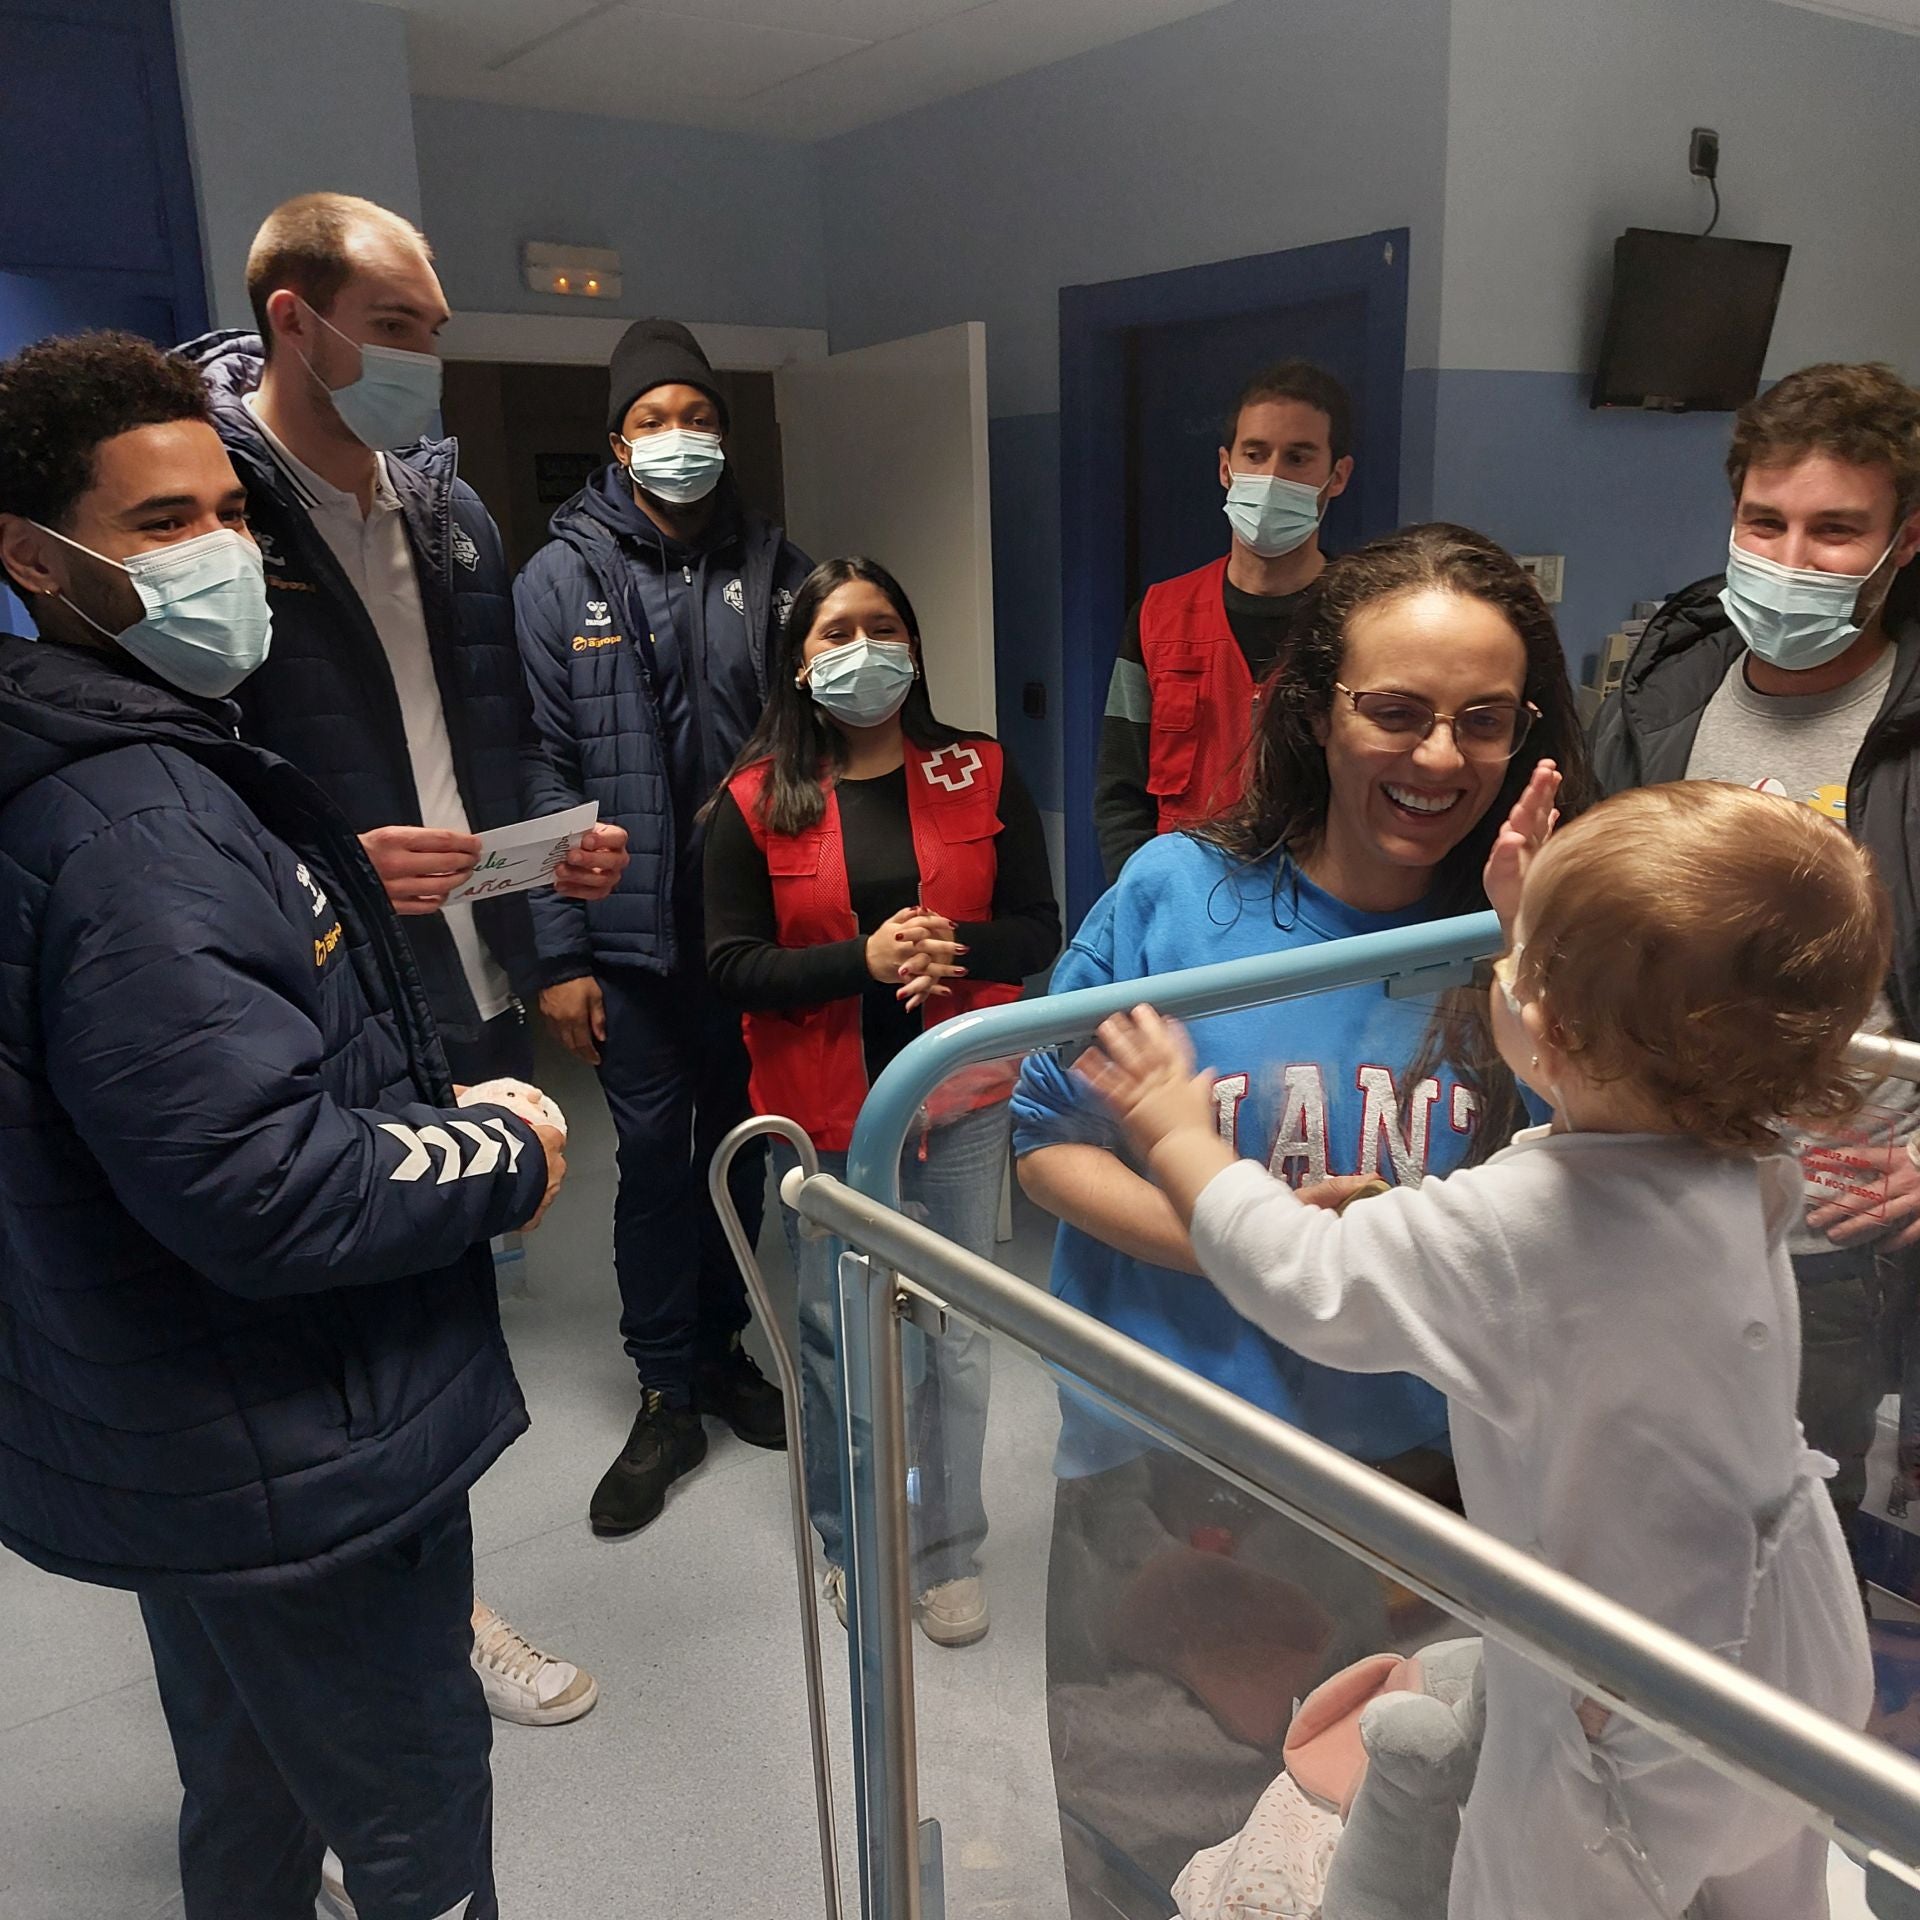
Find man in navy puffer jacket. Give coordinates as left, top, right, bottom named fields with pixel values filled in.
left=0, top=332, right=562, bottom=1920
left=516, top=319, right=812, bottom=1536
left=185, top=195, right=624, bottom=1728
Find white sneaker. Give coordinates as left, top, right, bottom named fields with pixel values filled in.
left=470, top=1602, right=599, bottom=1726
left=823, top=1564, right=848, bottom=1629
left=917, top=1575, right=989, bottom=1647
left=318, top=1849, right=356, bottom=1919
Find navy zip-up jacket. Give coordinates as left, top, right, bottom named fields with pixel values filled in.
left=513, top=465, right=811, bottom=983
left=0, top=636, right=547, bottom=1592
left=182, top=331, right=553, bottom=1050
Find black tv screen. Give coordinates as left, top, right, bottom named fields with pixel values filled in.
left=1591, top=228, right=1791, bottom=412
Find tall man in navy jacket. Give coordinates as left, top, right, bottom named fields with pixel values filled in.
left=0, top=329, right=565, bottom=1920
left=180, top=192, right=626, bottom=1726
left=517, top=320, right=813, bottom=1536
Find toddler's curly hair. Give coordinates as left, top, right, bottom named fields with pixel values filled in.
left=1514, top=782, right=1891, bottom=1152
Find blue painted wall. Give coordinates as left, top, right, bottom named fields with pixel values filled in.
left=1425, top=371, right=1731, bottom=676
left=412, top=96, right=827, bottom=331
left=173, top=0, right=422, bottom=331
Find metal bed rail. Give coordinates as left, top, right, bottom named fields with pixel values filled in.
left=709, top=909, right=1920, bottom=1918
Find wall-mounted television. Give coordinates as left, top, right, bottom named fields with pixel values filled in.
left=1591, top=228, right=1791, bottom=412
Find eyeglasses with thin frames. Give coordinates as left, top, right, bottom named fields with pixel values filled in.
left=1332, top=683, right=1541, bottom=762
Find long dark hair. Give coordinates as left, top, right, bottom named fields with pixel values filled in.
left=711, top=556, right=962, bottom=837
left=1195, top=522, right=1598, bottom=1157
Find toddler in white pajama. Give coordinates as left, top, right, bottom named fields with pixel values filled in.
left=1081, top=777, right=1886, bottom=1919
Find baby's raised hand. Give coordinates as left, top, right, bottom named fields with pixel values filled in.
left=1076, top=1004, right=1215, bottom=1161
left=1484, top=758, right=1561, bottom=937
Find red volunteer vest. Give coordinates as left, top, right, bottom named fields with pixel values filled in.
left=1138, top=555, right=1257, bottom=833
left=730, top=739, right=1022, bottom=1153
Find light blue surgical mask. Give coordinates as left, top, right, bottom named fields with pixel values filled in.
left=37, top=523, right=273, bottom=698
left=803, top=637, right=916, bottom=727
left=1721, top=531, right=1901, bottom=672
left=620, top=427, right=725, bottom=506
left=1224, top=470, right=1326, bottom=559
left=301, top=303, right=443, bottom=450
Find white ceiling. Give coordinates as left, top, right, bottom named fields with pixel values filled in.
left=381, top=0, right=1240, bottom=142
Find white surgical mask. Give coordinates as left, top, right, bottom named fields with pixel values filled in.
left=620, top=427, right=725, bottom=505
left=1721, top=531, right=1901, bottom=672
left=1223, top=471, right=1326, bottom=559
left=803, top=637, right=916, bottom=727
left=37, top=523, right=273, bottom=698
left=300, top=303, right=443, bottom=450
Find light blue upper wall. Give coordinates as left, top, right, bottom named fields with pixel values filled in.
left=1440, top=0, right=1920, bottom=376
left=817, top=0, right=1452, bottom=420
left=411, top=97, right=828, bottom=330
left=173, top=0, right=422, bottom=331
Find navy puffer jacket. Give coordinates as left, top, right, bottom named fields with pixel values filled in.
left=514, top=468, right=811, bottom=982
left=181, top=331, right=560, bottom=1048
left=0, top=637, right=547, bottom=1592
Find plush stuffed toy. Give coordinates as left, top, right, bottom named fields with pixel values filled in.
left=1317, top=1639, right=1484, bottom=1920
left=1173, top=1639, right=1486, bottom=1920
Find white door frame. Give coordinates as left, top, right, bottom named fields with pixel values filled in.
left=438, top=310, right=829, bottom=372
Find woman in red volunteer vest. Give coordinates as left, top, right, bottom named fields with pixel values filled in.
left=704, top=556, right=1060, bottom=1645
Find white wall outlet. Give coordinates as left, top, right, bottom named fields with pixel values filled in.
left=1516, top=554, right=1565, bottom=603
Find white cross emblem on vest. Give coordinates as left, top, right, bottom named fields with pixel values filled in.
left=922, top=743, right=983, bottom=792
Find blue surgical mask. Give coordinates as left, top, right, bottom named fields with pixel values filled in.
left=1721, top=531, right=1900, bottom=672
left=301, top=304, right=443, bottom=450
left=803, top=637, right=916, bottom=727
left=38, top=524, right=273, bottom=698
left=620, top=427, right=725, bottom=506
left=1224, top=471, right=1326, bottom=559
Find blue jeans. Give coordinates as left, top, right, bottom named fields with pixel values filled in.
left=774, top=1100, right=1006, bottom=1590
left=139, top=1501, right=493, bottom=1920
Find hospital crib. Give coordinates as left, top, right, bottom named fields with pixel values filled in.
left=713, top=912, right=1920, bottom=1920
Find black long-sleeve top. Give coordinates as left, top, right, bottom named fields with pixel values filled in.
left=705, top=748, right=1061, bottom=1082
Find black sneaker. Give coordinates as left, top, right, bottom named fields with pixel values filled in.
left=589, top=1391, right=709, bottom=1537
left=695, top=1338, right=788, bottom=1451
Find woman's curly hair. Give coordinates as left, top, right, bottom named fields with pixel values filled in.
left=1515, top=782, right=1892, bottom=1153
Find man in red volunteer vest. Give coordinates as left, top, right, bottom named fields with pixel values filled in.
left=1094, top=359, right=1354, bottom=882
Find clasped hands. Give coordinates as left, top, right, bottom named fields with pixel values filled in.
left=867, top=906, right=969, bottom=1015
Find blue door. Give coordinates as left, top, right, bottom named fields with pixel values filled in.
left=1060, top=232, right=1408, bottom=924
left=1127, top=292, right=1374, bottom=598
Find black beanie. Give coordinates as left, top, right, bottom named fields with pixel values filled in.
left=605, top=318, right=728, bottom=435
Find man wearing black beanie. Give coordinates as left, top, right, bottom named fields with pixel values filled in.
left=516, top=319, right=814, bottom=1535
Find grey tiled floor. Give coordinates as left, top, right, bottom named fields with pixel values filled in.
left=0, top=1039, right=1076, bottom=1920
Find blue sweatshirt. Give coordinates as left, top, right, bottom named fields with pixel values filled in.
left=1011, top=833, right=1486, bottom=1477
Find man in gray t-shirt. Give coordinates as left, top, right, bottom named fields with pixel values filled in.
left=1593, top=361, right=1920, bottom=1575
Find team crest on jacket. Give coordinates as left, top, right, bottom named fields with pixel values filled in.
left=724, top=577, right=746, bottom=616
left=451, top=525, right=479, bottom=571
left=254, top=530, right=285, bottom=571
left=923, top=744, right=983, bottom=792
left=774, top=588, right=795, bottom=629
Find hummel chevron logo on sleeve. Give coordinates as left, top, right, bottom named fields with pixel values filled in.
left=381, top=1116, right=523, bottom=1182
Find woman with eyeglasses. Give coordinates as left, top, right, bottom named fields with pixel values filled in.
left=1012, top=523, right=1595, bottom=1920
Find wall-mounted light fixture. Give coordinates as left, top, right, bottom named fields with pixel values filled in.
left=522, top=242, right=622, bottom=301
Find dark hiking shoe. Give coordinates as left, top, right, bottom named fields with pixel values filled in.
left=695, top=1339, right=788, bottom=1451
left=589, top=1390, right=709, bottom=1536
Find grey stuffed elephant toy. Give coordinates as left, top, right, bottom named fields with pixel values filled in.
left=1318, top=1637, right=1485, bottom=1920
